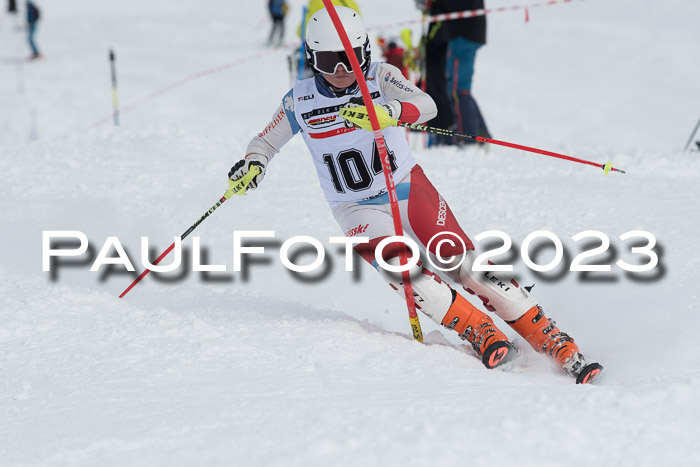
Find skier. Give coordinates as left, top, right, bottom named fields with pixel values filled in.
left=229, top=6, right=603, bottom=383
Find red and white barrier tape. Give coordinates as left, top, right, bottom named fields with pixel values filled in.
left=89, top=49, right=279, bottom=127
left=87, top=0, right=587, bottom=127
left=367, top=0, right=588, bottom=31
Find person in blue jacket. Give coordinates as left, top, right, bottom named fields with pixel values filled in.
left=441, top=0, right=491, bottom=143
left=416, top=0, right=490, bottom=146
left=26, top=0, right=41, bottom=59
left=267, top=0, right=287, bottom=46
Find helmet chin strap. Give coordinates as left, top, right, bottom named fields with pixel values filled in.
left=328, top=82, right=348, bottom=92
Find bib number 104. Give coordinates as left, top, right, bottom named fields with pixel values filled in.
left=323, top=142, right=398, bottom=193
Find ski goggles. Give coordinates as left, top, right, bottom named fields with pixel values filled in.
left=311, top=45, right=366, bottom=74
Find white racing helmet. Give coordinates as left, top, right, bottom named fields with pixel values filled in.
left=305, top=6, right=371, bottom=76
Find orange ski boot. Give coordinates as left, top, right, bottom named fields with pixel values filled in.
left=442, top=293, right=517, bottom=369
left=508, top=305, right=603, bottom=384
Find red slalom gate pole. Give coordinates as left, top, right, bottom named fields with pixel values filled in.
left=321, top=0, right=423, bottom=342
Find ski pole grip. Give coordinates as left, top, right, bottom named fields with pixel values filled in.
left=225, top=166, right=261, bottom=199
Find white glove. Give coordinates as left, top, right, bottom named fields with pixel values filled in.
left=228, top=153, right=268, bottom=190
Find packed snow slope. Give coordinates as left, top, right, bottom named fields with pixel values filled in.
left=2, top=0, right=700, bottom=466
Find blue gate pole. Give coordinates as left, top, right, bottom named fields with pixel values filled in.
left=297, top=6, right=308, bottom=80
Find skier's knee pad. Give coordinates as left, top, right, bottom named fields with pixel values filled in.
left=457, top=251, right=538, bottom=322
left=377, top=258, right=454, bottom=326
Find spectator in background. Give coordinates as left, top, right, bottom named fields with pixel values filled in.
left=377, top=36, right=409, bottom=79
left=417, top=0, right=454, bottom=146
left=442, top=0, right=491, bottom=142
left=26, top=0, right=41, bottom=60
left=8, top=0, right=17, bottom=13
left=268, top=0, right=287, bottom=46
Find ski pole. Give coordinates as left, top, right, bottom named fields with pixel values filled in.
left=119, top=167, right=260, bottom=299
left=683, top=117, right=700, bottom=152
left=322, top=0, right=423, bottom=342
left=339, top=107, right=626, bottom=175
left=398, top=121, right=626, bottom=174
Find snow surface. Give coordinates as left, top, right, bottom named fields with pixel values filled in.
left=1, top=0, right=700, bottom=465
